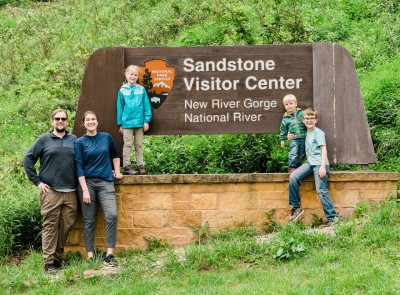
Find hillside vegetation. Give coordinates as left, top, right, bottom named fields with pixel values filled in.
left=0, top=0, right=399, bottom=264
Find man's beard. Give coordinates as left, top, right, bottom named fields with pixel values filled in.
left=55, top=126, right=66, bottom=133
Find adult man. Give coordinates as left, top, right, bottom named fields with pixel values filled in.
left=23, top=109, right=78, bottom=274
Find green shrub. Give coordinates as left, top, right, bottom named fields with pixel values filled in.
left=144, top=134, right=287, bottom=174
left=0, top=184, right=41, bottom=257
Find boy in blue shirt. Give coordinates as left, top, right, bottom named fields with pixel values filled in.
left=288, top=108, right=339, bottom=226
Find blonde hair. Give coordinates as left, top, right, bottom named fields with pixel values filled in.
left=282, top=94, right=297, bottom=104
left=125, top=65, right=140, bottom=74
left=302, top=107, right=318, bottom=119
left=124, top=65, right=140, bottom=84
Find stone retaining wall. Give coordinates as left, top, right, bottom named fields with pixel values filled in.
left=66, top=172, right=398, bottom=254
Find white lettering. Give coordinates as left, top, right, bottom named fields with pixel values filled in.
left=184, top=77, right=239, bottom=91
left=233, top=112, right=262, bottom=122
left=185, top=99, right=208, bottom=109
left=182, top=58, right=276, bottom=72
left=243, top=98, right=277, bottom=111
left=211, top=99, right=240, bottom=109
left=245, top=76, right=303, bottom=90
left=184, top=113, right=230, bottom=122
left=183, top=58, right=195, bottom=72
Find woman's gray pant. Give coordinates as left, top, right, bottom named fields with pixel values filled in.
left=78, top=178, right=117, bottom=252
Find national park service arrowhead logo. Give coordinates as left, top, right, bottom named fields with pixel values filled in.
left=139, top=60, right=175, bottom=109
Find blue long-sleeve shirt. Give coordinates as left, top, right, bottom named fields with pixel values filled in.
left=74, top=132, right=120, bottom=182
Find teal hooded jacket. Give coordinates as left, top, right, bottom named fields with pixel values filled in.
left=116, top=84, right=152, bottom=128
left=279, top=108, right=307, bottom=141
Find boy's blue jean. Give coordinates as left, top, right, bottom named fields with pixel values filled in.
left=288, top=139, right=305, bottom=168
left=289, top=162, right=338, bottom=221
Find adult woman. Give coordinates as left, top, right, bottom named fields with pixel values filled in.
left=75, top=111, right=122, bottom=264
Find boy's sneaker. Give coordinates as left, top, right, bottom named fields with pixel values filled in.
left=45, top=263, right=58, bottom=274
left=104, top=254, right=118, bottom=266
left=324, top=217, right=340, bottom=227
left=123, top=165, right=138, bottom=175
left=289, top=207, right=304, bottom=221
left=138, top=165, right=147, bottom=175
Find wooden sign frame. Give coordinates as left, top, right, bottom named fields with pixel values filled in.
left=73, top=43, right=376, bottom=165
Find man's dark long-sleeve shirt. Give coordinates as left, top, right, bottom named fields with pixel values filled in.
left=23, top=131, right=77, bottom=190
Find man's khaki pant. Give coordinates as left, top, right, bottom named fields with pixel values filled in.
left=39, top=190, right=77, bottom=265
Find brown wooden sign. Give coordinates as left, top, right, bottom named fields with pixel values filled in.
left=73, top=43, right=376, bottom=165
left=128, top=45, right=313, bottom=135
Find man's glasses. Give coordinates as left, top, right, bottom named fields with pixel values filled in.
left=53, top=117, right=67, bottom=122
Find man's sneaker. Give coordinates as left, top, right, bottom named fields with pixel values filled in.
left=45, top=263, right=58, bottom=274
left=123, top=165, right=138, bottom=175
left=53, top=257, right=67, bottom=269
left=104, top=254, right=118, bottom=266
left=138, top=165, right=147, bottom=175
left=289, top=207, right=304, bottom=221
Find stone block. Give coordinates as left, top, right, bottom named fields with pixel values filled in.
left=130, top=201, right=150, bottom=211
left=117, top=211, right=133, bottom=220
left=73, top=215, right=84, bottom=228
left=145, top=184, right=180, bottom=193
left=360, top=190, right=395, bottom=200
left=259, top=190, right=287, bottom=200
left=117, top=229, right=144, bottom=245
left=118, top=218, right=133, bottom=229
left=133, top=211, right=165, bottom=228
left=271, top=208, right=291, bottom=222
left=165, top=211, right=202, bottom=227
left=120, top=194, right=148, bottom=211
left=300, top=180, right=316, bottom=191
left=252, top=183, right=283, bottom=191
left=221, top=183, right=244, bottom=192
left=219, top=192, right=259, bottom=210
left=189, top=183, right=226, bottom=193
left=149, top=193, right=173, bottom=210
left=233, top=210, right=264, bottom=226
left=66, top=229, right=83, bottom=246
left=117, top=185, right=143, bottom=193
left=301, top=194, right=321, bottom=208
left=331, top=191, right=360, bottom=207
left=203, top=210, right=233, bottom=219
left=207, top=218, right=234, bottom=229
left=172, top=193, right=191, bottom=202
left=171, top=227, right=193, bottom=237
left=173, top=202, right=192, bottom=210
left=191, top=193, right=218, bottom=209
left=259, top=198, right=289, bottom=210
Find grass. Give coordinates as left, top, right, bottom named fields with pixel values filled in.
left=0, top=199, right=399, bottom=294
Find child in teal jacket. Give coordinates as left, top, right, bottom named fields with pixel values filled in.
left=116, top=65, right=152, bottom=175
